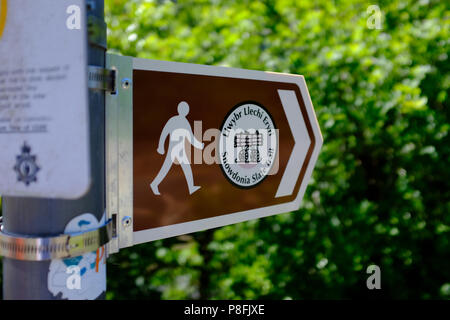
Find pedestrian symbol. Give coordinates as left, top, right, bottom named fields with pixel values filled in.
left=150, top=101, right=204, bottom=195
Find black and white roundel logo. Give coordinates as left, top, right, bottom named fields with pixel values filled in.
left=219, top=101, right=278, bottom=188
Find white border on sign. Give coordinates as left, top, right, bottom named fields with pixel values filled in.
left=131, top=58, right=323, bottom=246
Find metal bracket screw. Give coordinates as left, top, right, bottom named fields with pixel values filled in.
left=121, top=78, right=131, bottom=89
left=122, top=216, right=132, bottom=228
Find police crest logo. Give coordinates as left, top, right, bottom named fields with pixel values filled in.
left=219, top=101, right=278, bottom=188
left=13, top=142, right=40, bottom=186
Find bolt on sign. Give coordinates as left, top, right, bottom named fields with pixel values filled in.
left=106, top=54, right=322, bottom=253
left=0, top=0, right=90, bottom=199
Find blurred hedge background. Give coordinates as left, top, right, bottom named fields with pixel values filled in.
left=1, top=0, right=449, bottom=299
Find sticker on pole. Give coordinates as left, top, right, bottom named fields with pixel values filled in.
left=47, top=213, right=106, bottom=300
left=0, top=0, right=90, bottom=199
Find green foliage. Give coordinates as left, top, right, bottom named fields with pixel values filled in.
left=105, top=0, right=449, bottom=299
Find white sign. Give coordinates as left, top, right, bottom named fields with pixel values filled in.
left=0, top=0, right=90, bottom=199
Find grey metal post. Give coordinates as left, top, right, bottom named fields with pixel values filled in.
left=2, top=0, right=106, bottom=300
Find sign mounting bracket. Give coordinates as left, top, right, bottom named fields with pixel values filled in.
left=105, top=54, right=134, bottom=254
left=88, top=65, right=116, bottom=92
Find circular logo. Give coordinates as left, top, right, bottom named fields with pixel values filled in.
left=219, top=101, right=277, bottom=188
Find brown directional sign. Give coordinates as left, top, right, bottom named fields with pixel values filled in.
left=105, top=56, right=322, bottom=249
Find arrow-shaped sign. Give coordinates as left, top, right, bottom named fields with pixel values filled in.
left=106, top=55, right=323, bottom=250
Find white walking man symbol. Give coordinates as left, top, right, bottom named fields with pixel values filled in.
left=150, top=101, right=204, bottom=195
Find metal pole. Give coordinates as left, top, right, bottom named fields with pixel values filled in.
left=2, top=0, right=106, bottom=300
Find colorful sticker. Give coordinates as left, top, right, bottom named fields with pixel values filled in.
left=47, top=213, right=106, bottom=300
